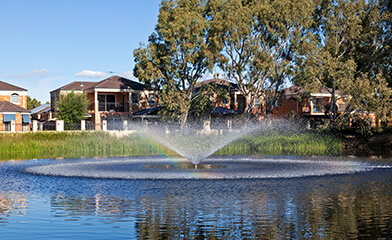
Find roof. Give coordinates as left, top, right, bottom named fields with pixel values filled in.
left=133, top=106, right=164, bottom=116
left=51, top=76, right=146, bottom=93
left=283, top=85, right=341, bottom=97
left=211, top=106, right=239, bottom=115
left=92, top=76, right=146, bottom=90
left=50, top=81, right=98, bottom=93
left=0, top=101, right=30, bottom=113
left=30, top=104, right=51, bottom=114
left=194, top=78, right=239, bottom=92
left=0, top=81, right=27, bottom=91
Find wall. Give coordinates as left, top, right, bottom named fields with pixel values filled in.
left=0, top=93, right=27, bottom=108
left=271, top=99, right=298, bottom=118
left=0, top=113, right=30, bottom=132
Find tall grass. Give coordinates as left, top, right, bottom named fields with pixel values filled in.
left=214, top=131, right=342, bottom=156
left=0, top=131, right=170, bottom=160
left=0, top=131, right=342, bottom=161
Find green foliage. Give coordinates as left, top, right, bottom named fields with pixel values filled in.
left=208, top=0, right=315, bottom=118
left=27, top=96, right=42, bottom=110
left=189, top=82, right=228, bottom=120
left=133, top=0, right=391, bottom=128
left=56, top=91, right=89, bottom=124
left=296, top=0, right=392, bottom=122
left=134, top=0, right=212, bottom=126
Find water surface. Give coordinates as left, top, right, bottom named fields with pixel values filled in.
left=1, top=156, right=391, bottom=239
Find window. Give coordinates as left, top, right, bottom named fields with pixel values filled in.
left=312, top=98, right=323, bottom=113
left=11, top=93, right=19, bottom=103
left=4, top=123, right=11, bottom=131
left=255, top=98, right=260, bottom=105
left=131, top=93, right=139, bottom=104
left=98, top=94, right=116, bottom=112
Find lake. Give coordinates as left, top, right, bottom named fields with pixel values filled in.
left=1, top=156, right=391, bottom=239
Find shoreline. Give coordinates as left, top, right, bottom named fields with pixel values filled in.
left=0, top=131, right=391, bottom=161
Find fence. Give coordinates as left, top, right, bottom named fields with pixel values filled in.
left=64, top=123, right=81, bottom=131
left=43, top=122, right=56, bottom=131
left=106, top=118, right=124, bottom=130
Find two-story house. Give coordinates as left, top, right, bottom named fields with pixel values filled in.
left=194, top=78, right=247, bottom=113
left=271, top=85, right=348, bottom=125
left=0, top=81, right=30, bottom=131
left=50, top=76, right=157, bottom=129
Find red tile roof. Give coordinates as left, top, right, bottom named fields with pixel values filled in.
left=92, top=76, right=146, bottom=90
left=51, top=76, right=146, bottom=93
left=0, top=101, right=30, bottom=113
left=50, top=81, right=98, bottom=93
left=0, top=81, right=27, bottom=91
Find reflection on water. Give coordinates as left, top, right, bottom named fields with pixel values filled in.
left=0, top=157, right=392, bottom=239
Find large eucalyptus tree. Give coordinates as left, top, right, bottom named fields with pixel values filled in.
left=296, top=0, right=392, bottom=123
left=207, top=0, right=314, bottom=119
left=134, top=0, right=212, bottom=127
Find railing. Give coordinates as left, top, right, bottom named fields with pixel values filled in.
left=89, top=102, right=130, bottom=112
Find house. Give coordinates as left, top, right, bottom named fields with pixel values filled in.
left=194, top=78, right=247, bottom=113
left=30, top=104, right=51, bottom=122
left=271, top=85, right=349, bottom=126
left=0, top=81, right=30, bottom=131
left=50, top=76, right=157, bottom=129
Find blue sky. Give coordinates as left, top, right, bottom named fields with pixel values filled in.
left=0, top=0, right=162, bottom=102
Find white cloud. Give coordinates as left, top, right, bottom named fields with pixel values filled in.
left=7, top=68, right=50, bottom=78
left=75, top=70, right=108, bottom=78
left=119, top=71, right=137, bottom=80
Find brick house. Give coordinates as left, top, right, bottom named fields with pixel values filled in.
left=0, top=81, right=30, bottom=131
left=194, top=78, right=247, bottom=113
left=270, top=85, right=349, bottom=126
left=50, top=76, right=157, bottom=129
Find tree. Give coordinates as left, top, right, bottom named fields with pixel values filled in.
left=134, top=0, right=212, bottom=128
left=296, top=0, right=368, bottom=120
left=56, top=91, right=89, bottom=124
left=189, top=82, right=229, bottom=121
left=207, top=0, right=314, bottom=120
left=354, top=0, right=392, bottom=86
left=295, top=0, right=392, bottom=136
left=27, top=96, right=42, bottom=110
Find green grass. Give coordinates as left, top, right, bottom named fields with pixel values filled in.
left=0, top=131, right=343, bottom=160
left=0, top=131, right=170, bottom=160
left=214, top=131, right=342, bottom=156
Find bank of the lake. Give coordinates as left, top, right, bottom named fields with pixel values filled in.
left=0, top=131, right=350, bottom=161
left=0, top=131, right=169, bottom=161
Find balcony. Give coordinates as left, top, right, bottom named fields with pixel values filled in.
left=89, top=102, right=130, bottom=112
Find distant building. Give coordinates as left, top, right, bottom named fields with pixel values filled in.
left=50, top=76, right=157, bottom=130
left=0, top=81, right=30, bottom=131
left=30, top=104, right=51, bottom=122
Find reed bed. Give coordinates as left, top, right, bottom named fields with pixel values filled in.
left=214, top=131, right=342, bottom=156
left=0, top=131, right=168, bottom=160
left=0, top=131, right=342, bottom=161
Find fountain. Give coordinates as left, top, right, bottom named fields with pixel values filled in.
left=22, top=121, right=390, bottom=179
left=1, top=120, right=392, bottom=239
